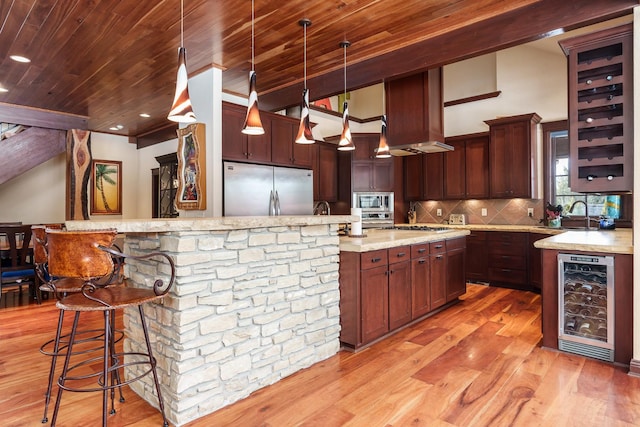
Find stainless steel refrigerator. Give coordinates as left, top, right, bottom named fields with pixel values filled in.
left=223, top=161, right=313, bottom=216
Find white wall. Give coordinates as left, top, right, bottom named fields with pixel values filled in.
left=443, top=44, right=567, bottom=136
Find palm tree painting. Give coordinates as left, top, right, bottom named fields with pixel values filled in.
left=91, top=160, right=122, bottom=214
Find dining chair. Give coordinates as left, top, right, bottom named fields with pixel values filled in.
left=0, top=224, right=38, bottom=303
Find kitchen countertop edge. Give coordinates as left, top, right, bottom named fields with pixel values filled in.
left=340, top=229, right=470, bottom=252
left=66, top=215, right=356, bottom=233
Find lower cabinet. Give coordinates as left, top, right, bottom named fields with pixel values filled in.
left=340, top=237, right=466, bottom=350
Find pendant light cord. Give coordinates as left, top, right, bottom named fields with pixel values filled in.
left=303, top=22, right=307, bottom=90
left=180, top=0, right=184, bottom=47
left=343, top=44, right=347, bottom=97
left=251, top=0, right=255, bottom=72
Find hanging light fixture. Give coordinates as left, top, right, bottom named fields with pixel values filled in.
left=168, top=0, right=197, bottom=123
left=241, top=0, right=264, bottom=135
left=337, top=40, right=355, bottom=151
left=295, top=18, right=314, bottom=144
left=376, top=83, right=391, bottom=158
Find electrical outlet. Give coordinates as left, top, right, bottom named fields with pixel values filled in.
left=481, top=208, right=487, bottom=217
left=436, top=208, right=442, bottom=217
left=527, top=208, right=534, bottom=218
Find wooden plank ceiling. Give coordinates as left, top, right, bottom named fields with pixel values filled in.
left=0, top=0, right=635, bottom=143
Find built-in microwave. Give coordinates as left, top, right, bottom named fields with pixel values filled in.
left=353, top=192, right=394, bottom=228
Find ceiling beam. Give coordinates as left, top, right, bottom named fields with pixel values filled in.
left=0, top=102, right=88, bottom=131
left=258, top=0, right=636, bottom=112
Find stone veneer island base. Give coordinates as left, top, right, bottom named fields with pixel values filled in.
left=66, top=215, right=353, bottom=426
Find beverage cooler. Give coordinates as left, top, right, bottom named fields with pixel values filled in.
left=558, top=253, right=614, bottom=362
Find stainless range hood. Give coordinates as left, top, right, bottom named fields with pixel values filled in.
left=388, top=141, right=454, bottom=156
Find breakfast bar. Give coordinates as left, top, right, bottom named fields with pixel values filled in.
left=66, top=215, right=352, bottom=426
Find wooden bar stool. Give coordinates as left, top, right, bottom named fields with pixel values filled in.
left=33, top=226, right=126, bottom=424
left=45, top=230, right=174, bottom=427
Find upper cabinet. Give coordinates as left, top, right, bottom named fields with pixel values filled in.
left=386, top=68, right=444, bottom=146
left=559, top=24, right=633, bottom=193
left=222, top=102, right=312, bottom=169
left=443, top=133, right=490, bottom=200
left=351, top=134, right=394, bottom=192
left=313, top=142, right=339, bottom=202
left=222, top=102, right=271, bottom=163
left=485, top=113, right=541, bottom=199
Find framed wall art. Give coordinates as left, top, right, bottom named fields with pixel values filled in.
left=176, top=123, right=206, bottom=210
left=91, top=159, right=122, bottom=215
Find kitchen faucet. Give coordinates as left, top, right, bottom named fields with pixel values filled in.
left=313, top=200, right=330, bottom=216
left=568, top=200, right=590, bottom=230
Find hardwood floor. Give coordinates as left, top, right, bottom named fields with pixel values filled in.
left=1, top=284, right=639, bottom=426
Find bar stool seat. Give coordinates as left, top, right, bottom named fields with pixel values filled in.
left=45, top=230, right=174, bottom=427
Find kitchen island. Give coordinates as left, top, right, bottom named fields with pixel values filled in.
left=339, top=228, right=470, bottom=350
left=65, top=215, right=352, bottom=426
left=534, top=229, right=633, bottom=367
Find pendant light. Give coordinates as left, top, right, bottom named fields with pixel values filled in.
left=376, top=82, right=391, bottom=158
left=337, top=41, right=355, bottom=151
left=168, top=0, right=197, bottom=123
left=241, top=0, right=264, bottom=135
left=295, top=18, right=314, bottom=144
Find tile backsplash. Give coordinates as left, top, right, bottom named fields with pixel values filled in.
left=410, top=199, right=545, bottom=226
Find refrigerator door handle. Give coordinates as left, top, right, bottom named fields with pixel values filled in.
left=275, top=191, right=281, bottom=216
left=269, top=190, right=275, bottom=216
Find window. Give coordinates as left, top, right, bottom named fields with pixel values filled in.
left=544, top=122, right=622, bottom=221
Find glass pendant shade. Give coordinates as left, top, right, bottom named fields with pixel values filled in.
left=242, top=71, right=264, bottom=134
left=337, top=102, right=354, bottom=151
left=376, top=114, right=391, bottom=158
left=168, top=47, right=197, bottom=123
left=295, top=88, right=314, bottom=144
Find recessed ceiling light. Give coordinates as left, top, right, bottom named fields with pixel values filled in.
left=116, top=124, right=124, bottom=130
left=109, top=126, right=119, bottom=131
left=0, top=87, right=8, bottom=93
left=139, top=113, right=151, bottom=118
left=10, top=55, right=31, bottom=63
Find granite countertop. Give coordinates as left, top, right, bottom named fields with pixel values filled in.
left=66, top=215, right=355, bottom=233
left=340, top=228, right=470, bottom=252
left=533, top=228, right=633, bottom=254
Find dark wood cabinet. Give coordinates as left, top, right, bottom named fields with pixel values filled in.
left=485, top=113, right=541, bottom=199
left=360, top=263, right=390, bottom=344
left=446, top=237, right=466, bottom=302
left=528, top=233, right=546, bottom=291
left=404, top=153, right=443, bottom=201
left=155, top=153, right=179, bottom=218
left=429, top=241, right=447, bottom=310
left=313, top=143, right=338, bottom=202
left=411, top=243, right=430, bottom=319
left=271, top=119, right=313, bottom=168
left=351, top=134, right=394, bottom=192
left=465, top=231, right=488, bottom=283
left=386, top=68, right=443, bottom=146
left=339, top=237, right=464, bottom=350
left=388, top=248, right=412, bottom=330
left=443, top=133, right=490, bottom=200
left=559, top=24, right=633, bottom=193
left=221, top=102, right=271, bottom=163
left=487, top=231, right=529, bottom=290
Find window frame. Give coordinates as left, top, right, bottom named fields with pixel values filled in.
left=542, top=120, right=632, bottom=228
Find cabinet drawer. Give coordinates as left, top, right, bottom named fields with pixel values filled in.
left=489, top=254, right=526, bottom=270
left=446, top=237, right=466, bottom=251
left=388, top=246, right=410, bottom=264
left=360, top=250, right=388, bottom=270
left=489, top=267, right=527, bottom=284
left=467, top=231, right=487, bottom=242
left=411, top=243, right=430, bottom=258
left=430, top=240, right=446, bottom=254
left=487, top=232, right=527, bottom=245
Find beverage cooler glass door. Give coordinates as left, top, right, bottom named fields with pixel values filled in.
left=557, top=253, right=614, bottom=362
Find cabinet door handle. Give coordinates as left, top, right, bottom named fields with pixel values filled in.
left=397, top=252, right=406, bottom=257
left=418, top=259, right=426, bottom=264
left=501, top=269, right=512, bottom=272
left=435, top=255, right=443, bottom=260
left=372, top=257, right=382, bottom=263
left=417, top=248, right=426, bottom=253
left=434, top=244, right=443, bottom=249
